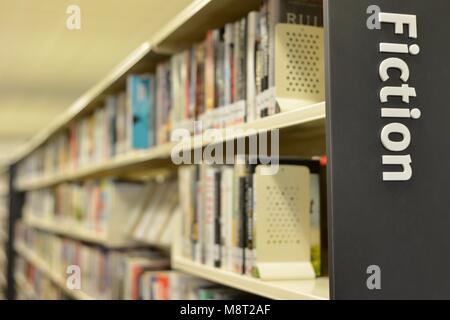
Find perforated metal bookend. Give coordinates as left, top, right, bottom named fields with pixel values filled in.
left=254, top=165, right=315, bottom=280
left=275, top=23, right=325, bottom=112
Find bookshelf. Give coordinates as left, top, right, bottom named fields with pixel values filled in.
left=21, top=216, right=130, bottom=249
left=14, top=243, right=94, bottom=300
left=172, top=256, right=329, bottom=300
left=14, top=272, right=37, bottom=300
left=9, top=0, right=263, bottom=165
left=15, top=102, right=324, bottom=191
left=6, top=0, right=331, bottom=301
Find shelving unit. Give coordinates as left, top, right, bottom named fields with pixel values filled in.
left=15, top=102, right=324, bottom=191
left=14, top=243, right=93, bottom=300
left=21, top=216, right=130, bottom=249
left=5, top=0, right=331, bottom=301
left=9, top=0, right=263, bottom=166
left=14, top=272, right=37, bottom=300
left=173, top=255, right=329, bottom=300
left=0, top=168, right=9, bottom=299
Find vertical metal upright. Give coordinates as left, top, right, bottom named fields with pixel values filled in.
left=5, top=164, right=23, bottom=300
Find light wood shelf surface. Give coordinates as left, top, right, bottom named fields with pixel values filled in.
left=172, top=255, right=329, bottom=300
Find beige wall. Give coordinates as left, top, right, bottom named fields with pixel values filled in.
left=0, top=0, right=194, bottom=162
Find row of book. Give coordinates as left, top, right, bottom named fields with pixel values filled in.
left=24, top=177, right=178, bottom=247
left=23, top=179, right=148, bottom=245
left=138, top=271, right=257, bottom=300
left=14, top=223, right=258, bottom=300
left=178, top=156, right=327, bottom=278
left=15, top=0, right=324, bottom=185
left=15, top=257, right=67, bottom=300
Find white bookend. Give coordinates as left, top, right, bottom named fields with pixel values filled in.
left=256, top=23, right=325, bottom=117
left=274, top=23, right=325, bottom=112
left=254, top=164, right=315, bottom=280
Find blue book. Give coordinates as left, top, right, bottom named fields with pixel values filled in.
left=127, top=75, right=154, bottom=149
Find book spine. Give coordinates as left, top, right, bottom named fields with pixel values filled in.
left=189, top=47, right=197, bottom=119
left=246, top=11, right=259, bottom=123
left=128, top=75, right=152, bottom=149
left=195, top=43, right=205, bottom=120
left=219, top=167, right=228, bottom=270
left=148, top=77, right=155, bottom=148
left=224, top=23, right=233, bottom=106
left=260, top=0, right=269, bottom=92
left=213, top=170, right=222, bottom=268
left=214, top=28, right=225, bottom=109
left=205, top=31, right=215, bottom=111
left=245, top=173, right=254, bottom=276
left=196, top=166, right=204, bottom=264
left=237, top=176, right=247, bottom=275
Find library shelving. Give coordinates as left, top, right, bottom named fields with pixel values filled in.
left=172, top=256, right=329, bottom=300
left=15, top=102, right=324, bottom=191
left=14, top=243, right=94, bottom=300
left=5, top=0, right=330, bottom=300
left=14, top=272, right=39, bottom=300
left=0, top=168, right=10, bottom=299
left=21, top=215, right=128, bottom=249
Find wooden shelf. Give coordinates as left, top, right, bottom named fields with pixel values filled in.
left=172, top=255, right=329, bottom=300
left=15, top=102, right=325, bottom=191
left=21, top=216, right=138, bottom=249
left=15, top=243, right=94, bottom=300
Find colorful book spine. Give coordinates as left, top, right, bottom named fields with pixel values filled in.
left=127, top=74, right=154, bottom=149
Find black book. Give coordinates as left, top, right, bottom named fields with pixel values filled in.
left=238, top=176, right=247, bottom=274
left=213, top=170, right=222, bottom=268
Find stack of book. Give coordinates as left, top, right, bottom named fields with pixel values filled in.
left=178, top=156, right=327, bottom=278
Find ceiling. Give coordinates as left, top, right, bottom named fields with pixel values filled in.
left=0, top=0, right=193, bottom=162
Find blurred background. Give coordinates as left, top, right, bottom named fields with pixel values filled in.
left=0, top=0, right=193, bottom=162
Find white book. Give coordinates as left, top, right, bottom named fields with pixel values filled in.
left=220, top=166, right=234, bottom=271
left=202, top=166, right=218, bottom=267
left=145, top=182, right=178, bottom=243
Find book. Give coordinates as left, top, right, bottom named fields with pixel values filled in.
left=116, top=92, right=128, bottom=154
left=105, top=95, right=118, bottom=157
left=205, top=30, right=215, bottom=111
left=246, top=11, right=260, bottom=122
left=127, top=74, right=154, bottom=149
left=177, top=156, right=328, bottom=278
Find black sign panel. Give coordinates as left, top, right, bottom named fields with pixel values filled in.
left=325, top=0, right=450, bottom=299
